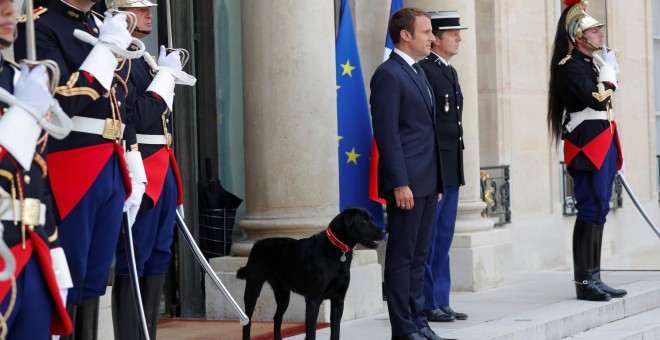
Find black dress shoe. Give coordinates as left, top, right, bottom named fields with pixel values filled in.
left=424, top=309, right=455, bottom=322
left=440, top=306, right=468, bottom=320
left=392, top=332, right=426, bottom=340
left=419, top=327, right=452, bottom=340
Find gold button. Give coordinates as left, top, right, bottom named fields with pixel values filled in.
left=93, top=28, right=99, bottom=34
left=166, top=119, right=170, bottom=123
left=117, top=101, right=121, bottom=107
left=24, top=175, right=30, bottom=184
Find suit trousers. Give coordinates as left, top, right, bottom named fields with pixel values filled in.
left=384, top=193, right=438, bottom=337
left=423, top=185, right=459, bottom=310
left=570, top=140, right=618, bottom=225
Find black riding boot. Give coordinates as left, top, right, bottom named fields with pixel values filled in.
left=76, top=297, right=100, bottom=340
left=141, top=274, right=166, bottom=339
left=573, top=220, right=611, bottom=301
left=61, top=304, right=77, bottom=340
left=112, top=274, right=140, bottom=340
left=592, top=224, right=627, bottom=298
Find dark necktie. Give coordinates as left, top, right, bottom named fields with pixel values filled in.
left=412, top=63, right=431, bottom=100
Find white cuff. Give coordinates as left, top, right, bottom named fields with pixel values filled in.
left=147, top=68, right=175, bottom=111
left=598, top=64, right=617, bottom=85
left=50, top=247, right=74, bottom=290
left=0, top=106, right=41, bottom=170
left=126, top=151, right=147, bottom=184
left=79, top=44, right=119, bottom=93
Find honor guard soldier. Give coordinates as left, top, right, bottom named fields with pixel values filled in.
left=105, top=1, right=187, bottom=339
left=549, top=0, right=626, bottom=302
left=0, top=1, right=73, bottom=338
left=14, top=0, right=147, bottom=338
left=419, top=10, right=468, bottom=324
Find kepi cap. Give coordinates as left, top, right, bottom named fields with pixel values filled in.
left=428, top=11, right=468, bottom=31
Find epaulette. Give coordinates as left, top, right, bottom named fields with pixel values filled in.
left=16, top=6, right=48, bottom=24
left=558, top=55, right=571, bottom=66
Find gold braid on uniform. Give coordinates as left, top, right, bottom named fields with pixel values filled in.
left=56, top=72, right=100, bottom=100
left=0, top=276, right=18, bottom=339
left=33, top=154, right=47, bottom=178
left=592, top=83, right=613, bottom=102
left=113, top=59, right=131, bottom=98
left=558, top=55, right=571, bottom=65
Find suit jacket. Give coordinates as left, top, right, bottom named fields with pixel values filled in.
left=420, top=52, right=465, bottom=186
left=370, top=52, right=443, bottom=200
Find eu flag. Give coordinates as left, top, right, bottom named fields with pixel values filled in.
left=335, top=0, right=384, bottom=227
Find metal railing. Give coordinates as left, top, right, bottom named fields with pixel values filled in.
left=480, top=165, right=511, bottom=227
left=560, top=161, right=622, bottom=216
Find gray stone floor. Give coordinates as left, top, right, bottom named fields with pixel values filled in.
left=96, top=271, right=660, bottom=340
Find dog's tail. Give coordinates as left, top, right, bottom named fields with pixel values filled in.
left=236, top=266, right=247, bottom=280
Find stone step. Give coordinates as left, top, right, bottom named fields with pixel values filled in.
left=562, top=307, right=660, bottom=339
left=441, top=279, right=660, bottom=340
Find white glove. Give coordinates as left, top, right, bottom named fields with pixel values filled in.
left=601, top=45, right=619, bottom=73
left=177, top=204, right=185, bottom=219
left=50, top=247, right=73, bottom=307
left=124, top=151, right=147, bottom=225
left=98, top=12, right=132, bottom=51
left=593, top=54, right=617, bottom=85
left=158, top=45, right=182, bottom=72
left=619, top=160, right=625, bottom=176
left=14, top=64, right=51, bottom=121
left=125, top=181, right=145, bottom=225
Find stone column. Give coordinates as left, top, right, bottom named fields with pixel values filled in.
left=207, top=0, right=383, bottom=322
left=411, top=0, right=513, bottom=291
left=232, top=0, right=339, bottom=256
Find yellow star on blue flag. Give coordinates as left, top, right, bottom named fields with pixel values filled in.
left=346, top=147, right=360, bottom=164
left=340, top=60, right=356, bottom=77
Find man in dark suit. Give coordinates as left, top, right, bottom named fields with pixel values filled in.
left=370, top=7, right=447, bottom=340
left=419, top=11, right=469, bottom=323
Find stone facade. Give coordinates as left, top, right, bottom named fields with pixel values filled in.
left=208, top=0, right=660, bottom=322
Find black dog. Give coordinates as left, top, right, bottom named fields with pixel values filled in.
left=236, top=207, right=386, bottom=340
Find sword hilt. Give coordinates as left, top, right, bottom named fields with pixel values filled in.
left=20, top=59, right=60, bottom=95
left=106, top=9, right=139, bottom=34
left=166, top=48, right=190, bottom=68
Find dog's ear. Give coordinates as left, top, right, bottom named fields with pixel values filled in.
left=342, top=208, right=356, bottom=227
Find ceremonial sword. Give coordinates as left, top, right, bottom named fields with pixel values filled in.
left=175, top=211, right=249, bottom=325
left=616, top=171, right=660, bottom=238
left=110, top=2, right=150, bottom=339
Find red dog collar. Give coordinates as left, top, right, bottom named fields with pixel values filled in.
left=326, top=227, right=352, bottom=256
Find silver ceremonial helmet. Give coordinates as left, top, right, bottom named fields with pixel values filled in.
left=565, top=0, right=605, bottom=50
left=106, top=0, right=157, bottom=8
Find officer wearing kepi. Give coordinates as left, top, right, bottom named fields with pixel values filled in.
left=14, top=0, right=147, bottom=338
left=548, top=0, right=626, bottom=302
left=103, top=1, right=188, bottom=339
left=0, top=0, right=73, bottom=338
left=419, top=10, right=468, bottom=324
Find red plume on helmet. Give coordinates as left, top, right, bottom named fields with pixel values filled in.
left=564, top=0, right=581, bottom=7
